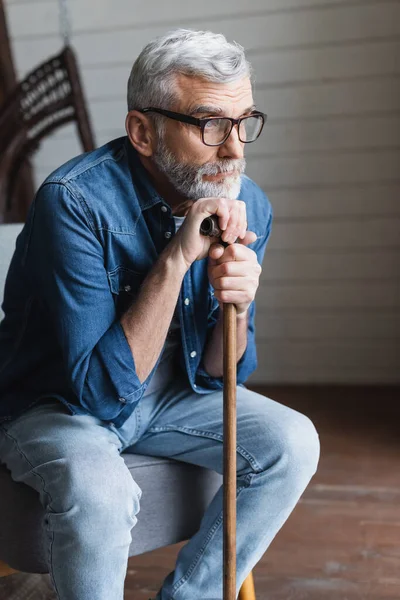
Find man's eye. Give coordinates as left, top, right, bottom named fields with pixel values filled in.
left=206, top=119, right=221, bottom=129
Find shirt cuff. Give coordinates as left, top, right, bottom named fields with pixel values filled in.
left=84, top=320, right=145, bottom=411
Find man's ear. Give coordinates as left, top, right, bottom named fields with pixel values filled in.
left=125, top=110, right=156, bottom=157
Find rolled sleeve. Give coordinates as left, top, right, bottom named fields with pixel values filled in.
left=84, top=320, right=143, bottom=406
left=26, top=182, right=145, bottom=421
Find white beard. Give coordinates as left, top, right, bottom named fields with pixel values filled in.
left=152, top=142, right=246, bottom=200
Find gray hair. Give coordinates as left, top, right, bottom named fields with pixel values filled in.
left=127, top=28, right=252, bottom=115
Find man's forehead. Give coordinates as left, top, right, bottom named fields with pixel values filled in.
left=174, top=73, right=254, bottom=115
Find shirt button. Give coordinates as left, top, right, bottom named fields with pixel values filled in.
left=161, top=205, right=168, bottom=213
left=164, top=231, right=172, bottom=239
left=118, top=397, right=127, bottom=403
left=184, top=298, right=190, bottom=306
left=190, top=351, right=197, bottom=358
left=124, top=285, right=131, bottom=292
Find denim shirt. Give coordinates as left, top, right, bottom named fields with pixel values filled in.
left=0, top=137, right=273, bottom=428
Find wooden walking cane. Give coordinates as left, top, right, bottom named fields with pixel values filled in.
left=200, top=215, right=238, bottom=600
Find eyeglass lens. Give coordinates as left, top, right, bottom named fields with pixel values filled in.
left=203, top=115, right=263, bottom=145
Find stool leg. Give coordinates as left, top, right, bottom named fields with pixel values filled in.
left=0, top=559, right=19, bottom=577
left=238, top=570, right=256, bottom=600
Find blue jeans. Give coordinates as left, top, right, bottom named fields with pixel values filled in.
left=0, top=376, right=320, bottom=600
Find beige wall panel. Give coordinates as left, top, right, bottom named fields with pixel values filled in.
left=261, top=250, right=400, bottom=281
left=7, top=0, right=367, bottom=39
left=11, top=39, right=399, bottom=100
left=254, top=313, right=400, bottom=340
left=252, top=340, right=399, bottom=369
left=256, top=282, right=399, bottom=311
left=247, top=363, right=400, bottom=384
left=9, top=3, right=400, bottom=73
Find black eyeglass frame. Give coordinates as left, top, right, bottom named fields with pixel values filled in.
left=138, top=107, right=267, bottom=146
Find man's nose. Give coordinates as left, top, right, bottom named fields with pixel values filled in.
left=217, top=125, right=244, bottom=160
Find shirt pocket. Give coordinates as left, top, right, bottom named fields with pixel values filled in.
left=107, top=267, right=146, bottom=318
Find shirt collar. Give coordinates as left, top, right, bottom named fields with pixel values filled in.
left=124, top=137, right=165, bottom=212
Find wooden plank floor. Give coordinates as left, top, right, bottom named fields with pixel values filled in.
left=126, top=385, right=400, bottom=600
left=2, top=385, right=399, bottom=599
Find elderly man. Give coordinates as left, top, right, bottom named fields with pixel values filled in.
left=0, top=29, right=319, bottom=600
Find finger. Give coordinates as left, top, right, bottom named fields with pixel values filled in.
left=221, top=201, right=242, bottom=243
left=236, top=230, right=258, bottom=246
left=214, top=289, right=251, bottom=304
left=215, top=242, right=256, bottom=264
left=211, top=261, right=253, bottom=279
left=238, top=201, right=247, bottom=239
left=208, top=243, right=225, bottom=261
left=197, top=198, right=230, bottom=232
left=212, top=276, right=250, bottom=291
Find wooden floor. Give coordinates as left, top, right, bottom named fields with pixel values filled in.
left=2, top=385, right=399, bottom=599
left=126, top=385, right=400, bottom=600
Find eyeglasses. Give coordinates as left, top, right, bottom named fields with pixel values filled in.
left=138, top=107, right=266, bottom=147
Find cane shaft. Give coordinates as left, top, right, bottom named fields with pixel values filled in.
left=223, top=302, right=237, bottom=600
left=199, top=215, right=239, bottom=599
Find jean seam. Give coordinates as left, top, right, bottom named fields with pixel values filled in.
left=147, top=424, right=263, bottom=473
left=48, top=528, right=61, bottom=600
left=110, top=404, right=142, bottom=452
left=170, top=482, right=249, bottom=597
left=1, top=428, right=62, bottom=599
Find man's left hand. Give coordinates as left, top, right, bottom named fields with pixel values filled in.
left=207, top=230, right=261, bottom=317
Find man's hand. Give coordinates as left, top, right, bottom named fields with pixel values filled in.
left=170, top=197, right=249, bottom=269
left=207, top=232, right=261, bottom=317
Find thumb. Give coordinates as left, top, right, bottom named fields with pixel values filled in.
left=208, top=243, right=225, bottom=261
left=237, top=230, right=258, bottom=246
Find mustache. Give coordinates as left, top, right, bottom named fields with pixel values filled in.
left=198, top=158, right=246, bottom=177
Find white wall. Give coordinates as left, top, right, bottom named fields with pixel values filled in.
left=4, top=0, right=400, bottom=384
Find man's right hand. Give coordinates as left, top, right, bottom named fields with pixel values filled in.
left=170, top=197, right=249, bottom=269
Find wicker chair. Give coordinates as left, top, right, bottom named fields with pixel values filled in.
left=0, top=45, right=95, bottom=222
